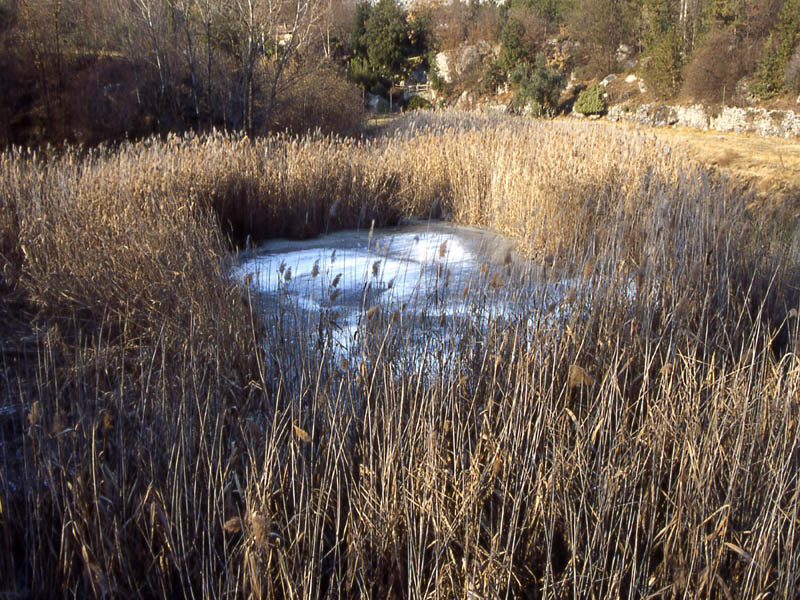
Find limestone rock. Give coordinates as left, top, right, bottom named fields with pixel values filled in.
left=435, top=52, right=453, bottom=84
left=607, top=102, right=800, bottom=137
left=650, top=104, right=679, bottom=127
left=455, top=90, right=473, bottom=110
left=475, top=40, right=495, bottom=58
left=616, top=44, right=637, bottom=70
left=455, top=44, right=480, bottom=76
left=734, top=78, right=758, bottom=105
left=600, top=74, right=617, bottom=87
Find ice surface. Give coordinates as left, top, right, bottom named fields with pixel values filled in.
left=232, top=221, right=575, bottom=363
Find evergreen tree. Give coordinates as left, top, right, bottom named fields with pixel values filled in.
left=499, top=17, right=532, bottom=71
left=510, top=53, right=566, bottom=115
left=643, top=25, right=684, bottom=98
left=351, top=1, right=373, bottom=59
left=640, top=0, right=683, bottom=98
left=511, top=0, right=572, bottom=23
left=703, top=0, right=747, bottom=30
left=363, top=0, right=411, bottom=79
left=752, top=0, right=800, bottom=99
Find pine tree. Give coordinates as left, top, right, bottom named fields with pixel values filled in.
left=643, top=25, right=684, bottom=98
left=499, top=17, right=531, bottom=72
left=351, top=2, right=373, bottom=59
left=752, top=0, right=800, bottom=99
left=364, top=0, right=411, bottom=79
left=510, top=53, right=566, bottom=115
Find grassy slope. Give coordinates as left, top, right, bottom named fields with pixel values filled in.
left=644, top=125, right=800, bottom=214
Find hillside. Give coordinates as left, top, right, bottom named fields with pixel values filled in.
left=2, top=0, right=800, bottom=145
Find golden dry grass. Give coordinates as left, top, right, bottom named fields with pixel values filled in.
left=1, top=111, right=799, bottom=598
left=644, top=125, right=800, bottom=216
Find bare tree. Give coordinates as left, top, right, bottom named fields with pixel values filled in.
left=129, top=0, right=172, bottom=103
left=166, top=0, right=201, bottom=120
left=14, top=0, right=74, bottom=131
left=319, top=0, right=357, bottom=58
left=226, top=0, right=321, bottom=132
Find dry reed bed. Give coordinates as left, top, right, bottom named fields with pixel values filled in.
left=1, top=112, right=799, bottom=598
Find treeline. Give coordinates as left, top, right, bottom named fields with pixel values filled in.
left=1, top=0, right=799, bottom=145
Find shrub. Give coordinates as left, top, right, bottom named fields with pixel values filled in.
left=479, top=59, right=506, bottom=95
left=573, top=83, right=607, bottom=115
left=467, top=3, right=501, bottom=44
left=406, top=95, right=433, bottom=110
left=270, top=61, right=365, bottom=136
left=681, top=29, right=753, bottom=104
left=509, top=54, right=565, bottom=116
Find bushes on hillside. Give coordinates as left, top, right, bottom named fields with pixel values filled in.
left=406, top=95, right=433, bottom=110
left=573, top=83, right=606, bottom=115
left=510, top=54, right=565, bottom=116
left=681, top=29, right=754, bottom=104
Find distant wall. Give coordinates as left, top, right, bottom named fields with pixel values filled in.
left=607, top=103, right=800, bottom=138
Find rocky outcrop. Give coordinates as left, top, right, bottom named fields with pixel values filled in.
left=435, top=52, right=453, bottom=84
left=455, top=44, right=480, bottom=76
left=435, top=41, right=497, bottom=85
left=616, top=44, right=636, bottom=70
left=599, top=74, right=616, bottom=87
left=607, top=103, right=800, bottom=138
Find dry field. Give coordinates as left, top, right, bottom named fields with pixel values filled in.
left=1, top=112, right=799, bottom=598
left=645, top=125, right=800, bottom=217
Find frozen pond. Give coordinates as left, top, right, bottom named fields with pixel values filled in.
left=233, top=221, right=568, bottom=361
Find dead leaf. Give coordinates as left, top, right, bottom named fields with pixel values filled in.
left=568, top=364, right=594, bottom=389
left=224, top=517, right=243, bottom=533
left=724, top=542, right=757, bottom=567
left=293, top=423, right=312, bottom=443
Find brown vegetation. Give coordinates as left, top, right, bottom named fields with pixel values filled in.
left=646, top=125, right=800, bottom=221
left=681, top=29, right=756, bottom=104
left=1, top=111, right=800, bottom=598
left=0, top=0, right=363, bottom=145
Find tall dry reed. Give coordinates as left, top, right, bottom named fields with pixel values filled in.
left=0, top=111, right=798, bottom=598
